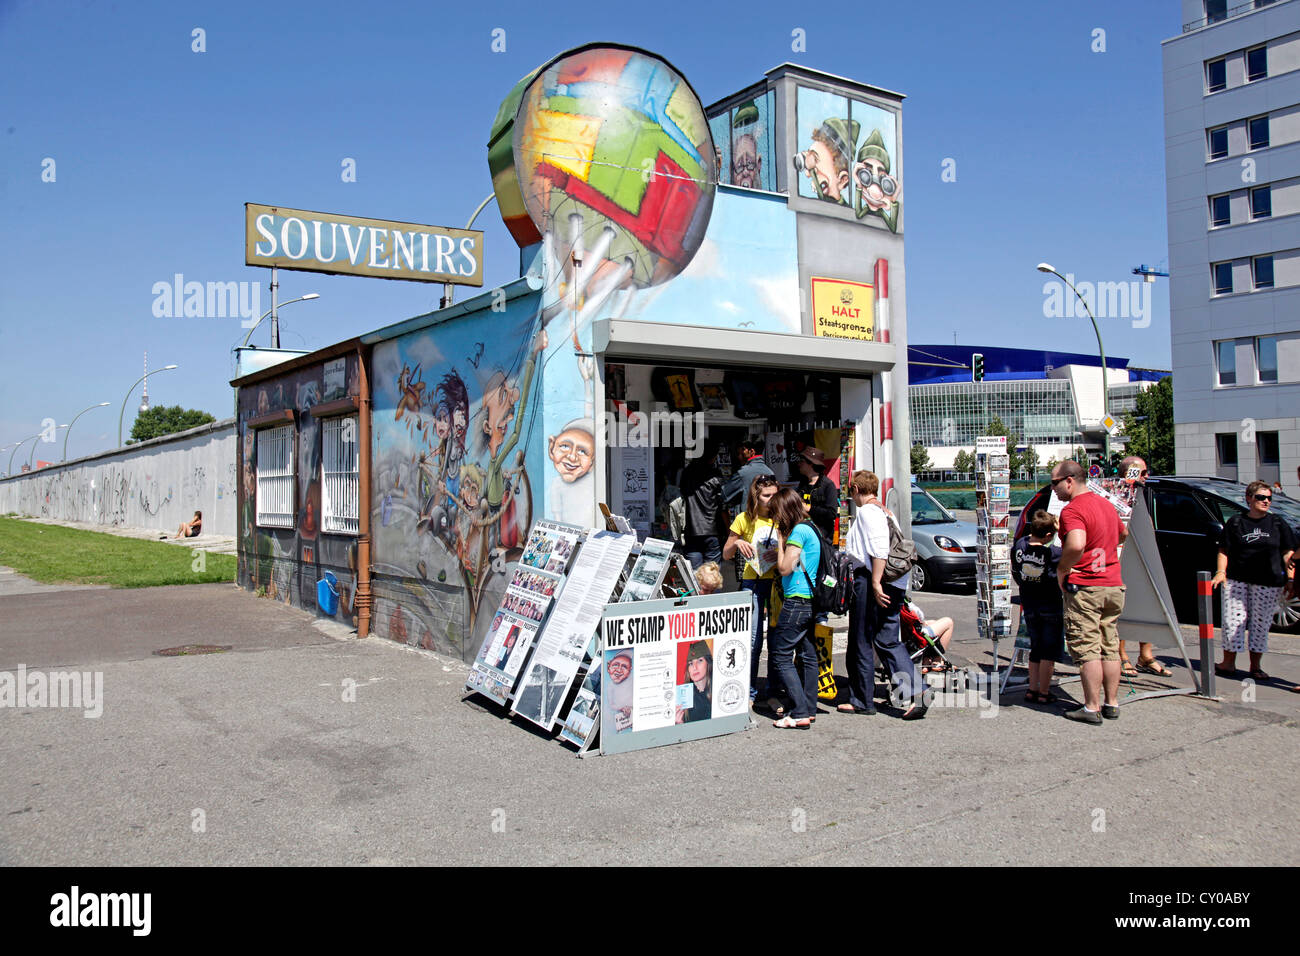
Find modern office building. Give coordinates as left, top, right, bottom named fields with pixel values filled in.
left=907, top=344, right=1168, bottom=470
left=1163, top=0, right=1300, bottom=489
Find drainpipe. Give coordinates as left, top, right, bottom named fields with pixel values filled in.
left=356, top=345, right=373, bottom=638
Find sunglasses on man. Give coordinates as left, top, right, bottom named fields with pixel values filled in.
left=1254, top=494, right=1273, bottom=503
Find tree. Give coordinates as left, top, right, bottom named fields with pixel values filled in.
left=1121, top=377, right=1174, bottom=475
left=984, top=415, right=1036, bottom=476
left=953, top=449, right=976, bottom=475
left=910, top=442, right=932, bottom=474
left=129, top=405, right=216, bottom=443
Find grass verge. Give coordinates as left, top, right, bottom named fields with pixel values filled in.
left=0, top=517, right=236, bottom=587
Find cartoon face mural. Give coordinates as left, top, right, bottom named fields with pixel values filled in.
left=794, top=87, right=902, bottom=232
left=708, top=92, right=776, bottom=192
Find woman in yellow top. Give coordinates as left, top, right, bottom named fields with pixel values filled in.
left=723, top=474, right=781, bottom=703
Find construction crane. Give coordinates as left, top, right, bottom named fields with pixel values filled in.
left=1132, top=263, right=1169, bottom=283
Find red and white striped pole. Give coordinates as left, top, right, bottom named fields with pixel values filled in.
left=1197, top=571, right=1215, bottom=696
left=874, top=258, right=895, bottom=507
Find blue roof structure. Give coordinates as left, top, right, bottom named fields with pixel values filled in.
left=907, top=344, right=1168, bottom=386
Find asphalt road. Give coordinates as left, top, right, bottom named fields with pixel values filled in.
left=1, top=579, right=1297, bottom=866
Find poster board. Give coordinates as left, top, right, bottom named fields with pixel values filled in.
left=599, top=594, right=753, bottom=755
left=610, top=444, right=654, bottom=538
left=1117, top=494, right=1185, bottom=651
left=619, top=537, right=676, bottom=602
left=465, top=565, right=565, bottom=705
left=512, top=529, right=637, bottom=730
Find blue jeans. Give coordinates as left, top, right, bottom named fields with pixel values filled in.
left=874, top=582, right=923, bottom=705
left=684, top=535, right=722, bottom=570
left=742, top=577, right=775, bottom=698
left=769, top=596, right=818, bottom=719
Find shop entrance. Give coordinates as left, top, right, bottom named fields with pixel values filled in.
left=601, top=359, right=875, bottom=584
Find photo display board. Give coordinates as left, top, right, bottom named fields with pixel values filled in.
left=512, top=529, right=637, bottom=730
left=975, top=436, right=1012, bottom=640
left=466, top=520, right=584, bottom=704
left=598, top=594, right=752, bottom=755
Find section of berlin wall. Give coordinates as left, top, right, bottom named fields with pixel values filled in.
left=0, top=419, right=236, bottom=536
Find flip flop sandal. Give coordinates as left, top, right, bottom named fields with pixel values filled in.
left=1249, top=669, right=1271, bottom=682
left=1120, top=661, right=1140, bottom=677
left=1136, top=660, right=1173, bottom=677
left=1214, top=665, right=1238, bottom=678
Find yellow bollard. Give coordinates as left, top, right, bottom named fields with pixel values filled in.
left=815, top=622, right=837, bottom=700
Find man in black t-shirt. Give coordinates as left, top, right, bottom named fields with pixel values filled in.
left=1211, top=480, right=1297, bottom=683
left=794, top=446, right=838, bottom=541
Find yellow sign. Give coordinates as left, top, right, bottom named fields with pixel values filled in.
left=811, top=277, right=874, bottom=340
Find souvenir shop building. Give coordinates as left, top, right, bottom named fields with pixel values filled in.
left=231, top=44, right=913, bottom=659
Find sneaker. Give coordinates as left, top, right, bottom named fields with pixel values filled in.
left=1101, top=704, right=1120, bottom=720
left=1064, top=707, right=1103, bottom=725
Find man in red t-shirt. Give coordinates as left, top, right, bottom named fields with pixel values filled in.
left=1052, top=460, right=1128, bottom=724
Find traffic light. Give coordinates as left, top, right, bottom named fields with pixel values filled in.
left=972, top=353, right=985, bottom=382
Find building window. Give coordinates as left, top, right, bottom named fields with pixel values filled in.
left=256, top=424, right=295, bottom=528
left=321, top=416, right=360, bottom=535
left=1213, top=261, right=1233, bottom=295
left=1208, top=126, right=1229, bottom=160
left=1210, top=193, right=1231, bottom=227
left=1217, top=340, right=1237, bottom=385
left=1248, top=116, right=1269, bottom=150
left=1216, top=433, right=1239, bottom=482
left=1253, top=255, right=1274, bottom=290
left=1246, top=46, right=1267, bottom=82
left=1206, top=0, right=1227, bottom=22
left=1257, top=336, right=1278, bottom=382
left=1206, top=57, right=1227, bottom=93
left=1250, top=185, right=1271, bottom=219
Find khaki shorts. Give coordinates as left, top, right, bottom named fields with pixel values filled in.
left=1063, top=586, right=1126, bottom=663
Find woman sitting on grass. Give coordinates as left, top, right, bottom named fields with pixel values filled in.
left=173, top=510, right=202, bottom=539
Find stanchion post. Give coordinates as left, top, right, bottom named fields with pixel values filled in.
left=1197, top=571, right=1215, bottom=697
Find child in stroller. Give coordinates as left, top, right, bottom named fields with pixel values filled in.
left=900, top=600, right=955, bottom=675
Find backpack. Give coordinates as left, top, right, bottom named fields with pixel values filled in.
left=796, top=521, right=854, bottom=616
left=882, top=511, right=918, bottom=583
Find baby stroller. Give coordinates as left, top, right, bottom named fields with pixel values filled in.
left=899, top=601, right=955, bottom=675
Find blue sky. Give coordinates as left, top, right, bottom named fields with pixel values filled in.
left=0, top=0, right=1178, bottom=463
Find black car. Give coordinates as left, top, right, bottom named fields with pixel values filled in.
left=1015, top=477, right=1300, bottom=630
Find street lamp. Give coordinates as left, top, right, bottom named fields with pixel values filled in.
left=7, top=435, right=40, bottom=477
left=1037, top=262, right=1111, bottom=464
left=240, top=293, right=320, bottom=349
left=64, top=402, right=111, bottom=461
left=31, top=425, right=68, bottom=468
left=119, top=365, right=179, bottom=447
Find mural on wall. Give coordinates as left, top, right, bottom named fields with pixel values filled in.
left=366, top=43, right=719, bottom=658
left=707, top=90, right=777, bottom=192
left=793, top=87, right=901, bottom=232
left=620, top=190, right=799, bottom=334
left=0, top=428, right=236, bottom=534
left=492, top=42, right=717, bottom=534
left=237, top=356, right=359, bottom=622
left=370, top=296, right=546, bottom=656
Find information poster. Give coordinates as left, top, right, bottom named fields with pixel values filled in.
left=619, top=537, right=676, bottom=602
left=466, top=565, right=565, bottom=705
left=519, top=521, right=584, bottom=575
left=512, top=530, right=637, bottom=730
left=610, top=444, right=654, bottom=538
left=599, top=594, right=753, bottom=755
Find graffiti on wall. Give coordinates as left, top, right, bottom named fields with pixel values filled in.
left=0, top=428, right=235, bottom=533
left=237, top=358, right=359, bottom=621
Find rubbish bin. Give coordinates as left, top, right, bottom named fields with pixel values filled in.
left=317, top=571, right=339, bottom=616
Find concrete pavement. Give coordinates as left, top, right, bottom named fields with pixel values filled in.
left=1, top=578, right=1296, bottom=866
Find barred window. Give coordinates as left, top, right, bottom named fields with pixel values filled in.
left=256, top=424, right=295, bottom=528
left=321, top=416, right=359, bottom=535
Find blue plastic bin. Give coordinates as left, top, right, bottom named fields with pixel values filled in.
left=317, top=572, right=339, bottom=616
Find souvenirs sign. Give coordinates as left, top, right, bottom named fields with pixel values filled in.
left=245, top=203, right=483, bottom=285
